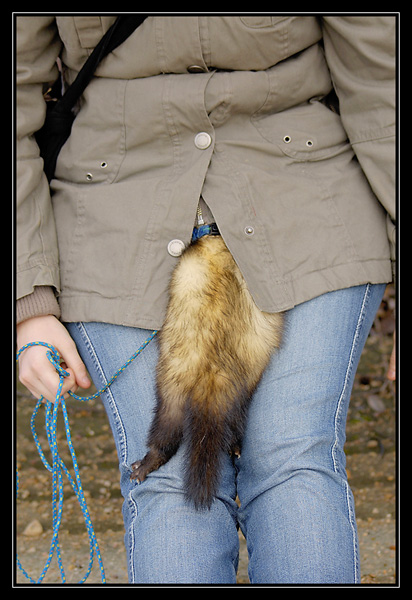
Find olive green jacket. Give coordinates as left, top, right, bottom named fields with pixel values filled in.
left=16, top=15, right=396, bottom=329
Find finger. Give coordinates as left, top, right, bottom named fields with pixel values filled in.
left=58, top=340, right=91, bottom=389
left=60, top=362, right=78, bottom=394
left=387, top=332, right=396, bottom=381
left=20, top=362, right=62, bottom=402
left=18, top=346, right=54, bottom=401
left=18, top=347, right=76, bottom=402
left=387, top=347, right=396, bottom=381
left=42, top=368, right=75, bottom=402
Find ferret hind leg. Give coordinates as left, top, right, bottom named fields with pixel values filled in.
left=130, top=393, right=184, bottom=483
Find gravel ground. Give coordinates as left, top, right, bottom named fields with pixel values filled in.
left=14, top=289, right=397, bottom=587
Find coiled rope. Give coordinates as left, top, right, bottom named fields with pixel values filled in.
left=16, top=331, right=157, bottom=584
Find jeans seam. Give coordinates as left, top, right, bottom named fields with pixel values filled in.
left=127, top=490, right=138, bottom=583
left=331, top=283, right=371, bottom=473
left=74, top=322, right=129, bottom=467
left=344, top=479, right=360, bottom=584
left=331, top=283, right=370, bottom=584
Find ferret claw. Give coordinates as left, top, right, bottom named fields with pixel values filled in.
left=130, top=460, right=144, bottom=482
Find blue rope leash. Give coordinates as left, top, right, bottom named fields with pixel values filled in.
left=16, top=331, right=157, bottom=584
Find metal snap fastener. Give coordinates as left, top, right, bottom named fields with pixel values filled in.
left=187, top=65, right=208, bottom=73
left=244, top=226, right=255, bottom=236
left=86, top=173, right=93, bottom=181
left=194, top=132, right=212, bottom=150
left=167, top=239, right=186, bottom=257
left=283, top=135, right=292, bottom=144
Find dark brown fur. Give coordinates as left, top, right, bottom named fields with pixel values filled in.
left=131, top=235, right=283, bottom=509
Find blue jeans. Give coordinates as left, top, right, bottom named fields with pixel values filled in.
left=66, top=283, right=385, bottom=584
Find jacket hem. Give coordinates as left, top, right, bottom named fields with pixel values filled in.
left=58, top=259, right=392, bottom=330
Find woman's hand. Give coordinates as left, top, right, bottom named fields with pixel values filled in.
left=387, top=331, right=396, bottom=381
left=17, top=315, right=91, bottom=402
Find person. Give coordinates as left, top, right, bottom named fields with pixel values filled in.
left=16, top=15, right=396, bottom=584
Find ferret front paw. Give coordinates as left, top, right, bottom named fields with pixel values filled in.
left=130, top=460, right=147, bottom=483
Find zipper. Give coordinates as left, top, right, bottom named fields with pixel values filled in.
left=196, top=204, right=205, bottom=226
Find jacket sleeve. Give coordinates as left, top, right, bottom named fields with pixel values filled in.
left=16, top=16, right=62, bottom=300
left=322, top=16, right=396, bottom=270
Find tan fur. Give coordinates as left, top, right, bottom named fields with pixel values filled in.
left=159, top=236, right=282, bottom=408
left=131, top=235, right=283, bottom=509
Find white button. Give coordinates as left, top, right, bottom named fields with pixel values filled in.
left=194, top=132, right=212, bottom=150
left=167, top=239, right=186, bottom=257
left=187, top=65, right=208, bottom=73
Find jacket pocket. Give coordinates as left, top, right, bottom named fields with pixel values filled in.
left=240, top=16, right=288, bottom=28
left=73, top=16, right=116, bottom=48
left=252, top=100, right=351, bottom=162
left=56, top=16, right=117, bottom=69
left=55, top=78, right=128, bottom=184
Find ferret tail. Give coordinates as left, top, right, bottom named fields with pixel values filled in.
left=183, top=393, right=246, bottom=510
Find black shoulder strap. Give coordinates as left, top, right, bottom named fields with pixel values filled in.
left=55, top=15, right=147, bottom=114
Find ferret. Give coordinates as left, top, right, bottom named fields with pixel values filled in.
left=130, top=231, right=283, bottom=509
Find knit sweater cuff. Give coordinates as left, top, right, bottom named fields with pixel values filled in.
left=16, top=286, right=61, bottom=325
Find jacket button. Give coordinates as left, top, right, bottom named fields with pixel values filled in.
left=187, top=65, right=208, bottom=73
left=194, top=132, right=212, bottom=150
left=167, top=239, right=186, bottom=257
